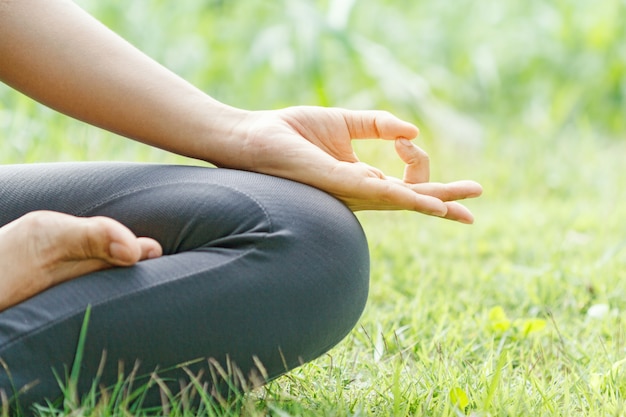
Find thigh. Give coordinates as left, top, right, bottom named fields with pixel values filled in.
left=0, top=163, right=370, bottom=410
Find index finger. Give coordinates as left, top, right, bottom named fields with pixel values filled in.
left=395, top=138, right=430, bottom=183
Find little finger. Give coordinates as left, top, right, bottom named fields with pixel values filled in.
left=407, top=180, right=483, bottom=201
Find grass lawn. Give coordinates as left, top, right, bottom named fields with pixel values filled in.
left=1, top=0, right=625, bottom=415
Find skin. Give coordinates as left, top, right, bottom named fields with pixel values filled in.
left=0, top=212, right=162, bottom=311
left=0, top=0, right=482, bottom=310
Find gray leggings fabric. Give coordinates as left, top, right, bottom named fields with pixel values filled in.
left=0, top=163, right=369, bottom=410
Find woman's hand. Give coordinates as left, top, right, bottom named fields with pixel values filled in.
left=223, top=106, right=483, bottom=223
left=0, top=2, right=481, bottom=222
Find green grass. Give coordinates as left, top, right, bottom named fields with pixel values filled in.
left=1, top=0, right=626, bottom=415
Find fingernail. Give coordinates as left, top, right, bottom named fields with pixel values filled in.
left=109, top=242, right=129, bottom=261
left=148, top=249, right=161, bottom=259
left=398, top=138, right=413, bottom=147
left=434, top=209, right=448, bottom=217
left=432, top=204, right=448, bottom=217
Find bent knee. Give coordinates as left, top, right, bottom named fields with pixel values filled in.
left=257, top=183, right=370, bottom=364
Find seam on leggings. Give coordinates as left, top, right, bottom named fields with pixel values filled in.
left=73, top=179, right=273, bottom=226
left=0, top=182, right=274, bottom=353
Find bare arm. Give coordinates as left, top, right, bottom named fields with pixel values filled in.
left=0, top=0, right=242, bottom=163
left=0, top=0, right=482, bottom=220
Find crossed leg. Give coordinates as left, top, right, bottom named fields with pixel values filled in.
left=0, top=162, right=370, bottom=412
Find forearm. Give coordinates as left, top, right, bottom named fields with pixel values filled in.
left=0, top=1, right=482, bottom=218
left=0, top=0, right=244, bottom=163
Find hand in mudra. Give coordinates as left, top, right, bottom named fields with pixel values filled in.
left=224, top=106, right=482, bottom=223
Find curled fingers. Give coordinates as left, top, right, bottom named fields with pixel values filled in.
left=394, top=139, right=430, bottom=183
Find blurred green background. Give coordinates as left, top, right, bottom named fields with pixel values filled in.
left=2, top=0, right=625, bottom=223
left=2, top=1, right=626, bottom=414
left=1, top=0, right=624, bottom=163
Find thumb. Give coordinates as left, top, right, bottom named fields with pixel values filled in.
left=341, top=110, right=419, bottom=140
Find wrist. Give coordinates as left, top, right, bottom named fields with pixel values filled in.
left=190, top=102, right=251, bottom=165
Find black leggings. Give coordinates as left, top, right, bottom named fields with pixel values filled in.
left=0, top=163, right=369, bottom=410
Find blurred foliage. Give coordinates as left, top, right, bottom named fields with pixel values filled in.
left=2, top=3, right=626, bottom=415
left=1, top=0, right=624, bottom=162
left=80, top=0, right=626, bottom=141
